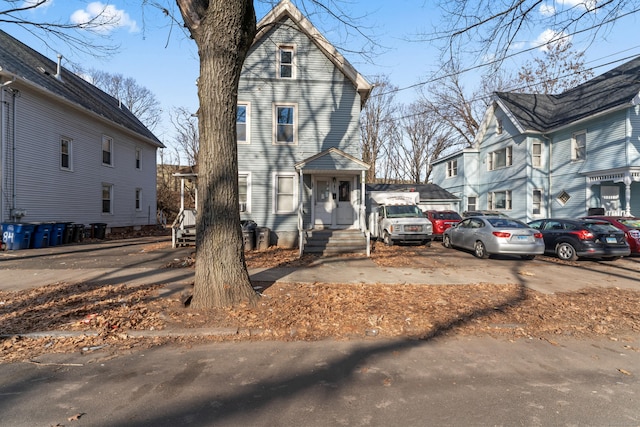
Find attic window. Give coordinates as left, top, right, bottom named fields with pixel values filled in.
left=556, top=190, right=571, bottom=206
left=496, top=118, right=503, bottom=135
left=278, top=45, right=295, bottom=79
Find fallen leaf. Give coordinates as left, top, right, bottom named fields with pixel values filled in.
left=618, top=368, right=632, bottom=376
left=68, top=413, right=85, bottom=421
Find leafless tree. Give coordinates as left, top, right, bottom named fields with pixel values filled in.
left=360, top=75, right=399, bottom=183
left=73, top=67, right=163, bottom=130
left=170, top=106, right=199, bottom=169
left=0, top=0, right=119, bottom=56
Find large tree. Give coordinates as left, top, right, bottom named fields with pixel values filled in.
left=175, top=0, right=259, bottom=308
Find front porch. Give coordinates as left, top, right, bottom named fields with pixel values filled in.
left=586, top=169, right=640, bottom=216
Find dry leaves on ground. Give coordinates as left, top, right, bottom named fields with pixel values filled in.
left=1, top=245, right=639, bottom=363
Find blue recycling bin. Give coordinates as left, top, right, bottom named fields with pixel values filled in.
left=1, top=223, right=35, bottom=250
left=31, top=223, right=53, bottom=248
left=49, top=223, right=67, bottom=246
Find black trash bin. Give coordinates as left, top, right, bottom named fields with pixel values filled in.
left=255, top=227, right=270, bottom=250
left=241, top=220, right=257, bottom=251
left=62, top=223, right=74, bottom=244
left=90, top=223, right=107, bottom=239
left=72, top=224, right=85, bottom=243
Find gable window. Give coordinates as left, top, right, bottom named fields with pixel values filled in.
left=60, top=137, right=72, bottom=170
left=239, top=172, right=251, bottom=212
left=135, top=147, right=142, bottom=170
left=496, top=118, right=503, bottom=135
left=102, top=184, right=113, bottom=214
left=467, top=196, right=477, bottom=212
left=274, top=173, right=296, bottom=214
left=572, top=131, right=586, bottom=161
left=274, top=104, right=297, bottom=144
left=446, top=159, right=458, bottom=178
left=237, top=103, right=250, bottom=144
left=135, top=188, right=142, bottom=211
left=102, top=135, right=113, bottom=166
left=488, top=146, right=512, bottom=170
left=278, top=45, right=295, bottom=79
left=533, top=189, right=542, bottom=215
left=532, top=142, right=542, bottom=167
left=488, top=190, right=512, bottom=210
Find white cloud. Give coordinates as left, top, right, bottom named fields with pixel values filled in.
left=70, top=2, right=139, bottom=34
left=539, top=3, right=556, bottom=16
left=534, top=29, right=571, bottom=51
left=21, top=0, right=54, bottom=11
left=557, top=0, right=598, bottom=12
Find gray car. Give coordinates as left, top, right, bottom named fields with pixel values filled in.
left=443, top=216, right=545, bottom=259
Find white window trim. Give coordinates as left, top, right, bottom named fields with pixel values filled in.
left=60, top=136, right=73, bottom=171
left=273, top=103, right=298, bottom=145
left=532, top=142, right=542, bottom=168
left=102, top=183, right=113, bottom=215
left=272, top=172, right=298, bottom=214
left=102, top=135, right=114, bottom=167
left=571, top=130, right=586, bottom=162
left=135, top=147, right=142, bottom=170
left=238, top=171, right=252, bottom=213
left=532, top=189, right=543, bottom=216
left=277, top=44, right=296, bottom=79
left=488, top=190, right=512, bottom=210
left=135, top=188, right=142, bottom=211
left=446, top=159, right=458, bottom=178
left=467, top=195, right=477, bottom=212
left=237, top=102, right=251, bottom=145
left=488, top=145, right=512, bottom=171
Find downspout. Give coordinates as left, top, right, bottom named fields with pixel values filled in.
left=0, top=79, right=14, bottom=223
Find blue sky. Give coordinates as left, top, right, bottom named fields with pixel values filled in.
left=4, top=1, right=640, bottom=155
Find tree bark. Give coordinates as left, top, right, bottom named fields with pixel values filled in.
left=176, top=0, right=259, bottom=308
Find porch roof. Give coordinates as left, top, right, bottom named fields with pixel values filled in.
left=295, top=147, right=370, bottom=173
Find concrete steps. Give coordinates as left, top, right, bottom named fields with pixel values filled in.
left=303, top=229, right=367, bottom=255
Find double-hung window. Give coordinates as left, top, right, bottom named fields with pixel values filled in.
left=532, top=142, right=542, bottom=167
left=488, top=146, right=512, bottom=170
left=60, top=137, right=72, bottom=170
left=467, top=196, right=477, bottom=212
left=238, top=172, right=251, bottom=212
left=135, top=188, right=142, bottom=211
left=572, top=131, right=586, bottom=161
left=135, top=147, right=142, bottom=170
left=102, top=135, right=113, bottom=166
left=533, top=189, right=542, bottom=215
left=102, top=184, right=113, bottom=214
left=446, top=159, right=457, bottom=178
left=274, top=104, right=297, bottom=144
left=278, top=45, right=295, bottom=79
left=237, top=103, right=250, bottom=144
left=488, top=190, right=512, bottom=210
left=274, top=173, right=296, bottom=214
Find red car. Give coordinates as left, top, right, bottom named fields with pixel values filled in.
left=583, top=216, right=640, bottom=254
left=425, top=210, right=462, bottom=239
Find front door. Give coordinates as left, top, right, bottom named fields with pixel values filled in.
left=336, top=178, right=355, bottom=226
left=314, top=178, right=333, bottom=227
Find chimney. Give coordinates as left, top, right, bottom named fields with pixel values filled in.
left=54, top=54, right=63, bottom=82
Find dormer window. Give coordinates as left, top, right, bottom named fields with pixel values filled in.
left=278, top=45, right=295, bottom=79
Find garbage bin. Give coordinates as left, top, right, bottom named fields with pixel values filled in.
left=62, top=223, right=74, bottom=244
left=2, top=223, right=34, bottom=250
left=255, top=226, right=270, bottom=250
left=90, top=223, right=107, bottom=239
left=72, top=224, right=85, bottom=243
left=49, top=223, right=67, bottom=246
left=241, top=220, right=257, bottom=251
left=31, top=223, right=53, bottom=249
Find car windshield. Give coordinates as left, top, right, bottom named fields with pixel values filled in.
left=583, top=222, right=620, bottom=233
left=434, top=212, right=462, bottom=220
left=487, top=218, right=528, bottom=229
left=386, top=205, right=423, bottom=218
left=619, top=219, right=640, bottom=228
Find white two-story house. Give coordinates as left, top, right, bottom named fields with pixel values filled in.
left=237, top=0, right=372, bottom=251
left=433, top=56, right=640, bottom=222
left=0, top=30, right=163, bottom=235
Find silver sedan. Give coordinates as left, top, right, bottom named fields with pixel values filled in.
left=443, top=216, right=545, bottom=259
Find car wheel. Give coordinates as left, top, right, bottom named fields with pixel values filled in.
left=474, top=240, right=489, bottom=259
left=556, top=242, right=578, bottom=261
left=443, top=235, right=452, bottom=248
left=520, top=255, right=536, bottom=260
left=383, top=232, right=393, bottom=246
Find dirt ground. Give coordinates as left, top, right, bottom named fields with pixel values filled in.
left=1, top=241, right=640, bottom=362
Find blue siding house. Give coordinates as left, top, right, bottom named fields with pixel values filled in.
left=237, top=0, right=372, bottom=250
left=433, top=56, right=640, bottom=222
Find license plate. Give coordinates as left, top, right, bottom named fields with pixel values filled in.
left=606, top=237, right=617, bottom=243
left=516, top=235, right=529, bottom=241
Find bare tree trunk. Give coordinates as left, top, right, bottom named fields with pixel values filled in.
left=176, top=0, right=258, bottom=308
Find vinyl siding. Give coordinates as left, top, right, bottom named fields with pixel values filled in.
left=629, top=105, right=640, bottom=167
left=3, top=84, right=157, bottom=227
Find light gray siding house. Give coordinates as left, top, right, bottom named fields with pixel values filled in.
left=237, top=0, right=372, bottom=250
left=0, top=30, right=163, bottom=233
left=433, top=56, right=640, bottom=222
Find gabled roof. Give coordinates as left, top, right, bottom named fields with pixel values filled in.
left=255, top=0, right=372, bottom=106
left=0, top=30, right=163, bottom=147
left=494, top=56, right=640, bottom=133
left=366, top=183, right=459, bottom=201
left=295, top=147, right=370, bottom=172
